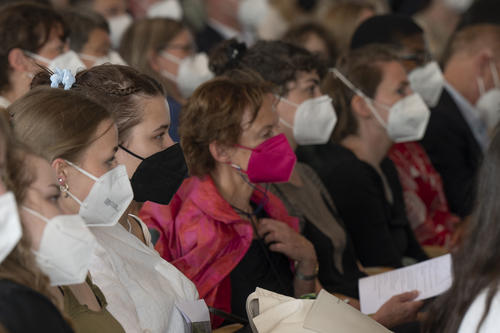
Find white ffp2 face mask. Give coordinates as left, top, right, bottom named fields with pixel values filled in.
left=23, top=207, right=96, bottom=286
left=476, top=61, right=500, bottom=132
left=331, top=68, right=430, bottom=143
left=279, top=95, right=337, bottom=145
left=368, top=94, right=431, bottom=143
left=0, top=192, right=22, bottom=263
left=79, top=51, right=127, bottom=67
left=62, top=162, right=133, bottom=227
left=108, top=14, right=133, bottom=49
left=27, top=50, right=86, bottom=75
left=161, top=52, right=214, bottom=98
left=147, top=0, right=183, bottom=19
left=408, top=61, right=444, bottom=108
left=238, top=0, right=270, bottom=30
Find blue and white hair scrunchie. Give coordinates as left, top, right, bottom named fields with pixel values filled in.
left=50, top=68, right=75, bottom=90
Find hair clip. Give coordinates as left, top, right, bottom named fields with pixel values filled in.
left=227, top=41, right=247, bottom=64
left=50, top=68, right=75, bottom=90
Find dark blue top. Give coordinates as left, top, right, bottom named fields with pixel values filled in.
left=167, top=96, right=182, bottom=143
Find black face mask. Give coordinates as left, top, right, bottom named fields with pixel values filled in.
left=119, top=143, right=188, bottom=204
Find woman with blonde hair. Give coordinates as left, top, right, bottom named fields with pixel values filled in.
left=18, top=65, right=200, bottom=333
left=0, top=111, right=73, bottom=332
left=119, top=18, right=213, bottom=141
left=7, top=90, right=126, bottom=333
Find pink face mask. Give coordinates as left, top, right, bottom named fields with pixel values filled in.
left=232, top=133, right=297, bottom=183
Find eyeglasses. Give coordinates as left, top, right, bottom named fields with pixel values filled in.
left=398, top=51, right=433, bottom=66
left=164, top=43, right=197, bottom=54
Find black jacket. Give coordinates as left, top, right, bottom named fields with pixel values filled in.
left=420, top=89, right=483, bottom=218
left=297, top=143, right=428, bottom=268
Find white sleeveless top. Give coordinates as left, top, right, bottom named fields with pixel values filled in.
left=89, top=215, right=200, bottom=333
left=458, top=289, right=500, bottom=333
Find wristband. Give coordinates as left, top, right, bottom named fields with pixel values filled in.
left=294, top=261, right=319, bottom=281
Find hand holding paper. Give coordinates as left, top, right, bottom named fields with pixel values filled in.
left=359, top=254, right=452, bottom=315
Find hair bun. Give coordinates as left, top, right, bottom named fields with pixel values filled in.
left=209, top=39, right=248, bottom=76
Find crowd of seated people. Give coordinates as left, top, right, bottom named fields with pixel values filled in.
left=1, top=0, right=500, bottom=332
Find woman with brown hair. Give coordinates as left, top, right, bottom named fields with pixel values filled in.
left=119, top=18, right=213, bottom=141
left=20, top=65, right=200, bottom=333
left=148, top=74, right=318, bottom=327
left=0, top=112, right=74, bottom=333
left=8, top=89, right=126, bottom=333
left=0, top=2, right=74, bottom=107
left=205, top=39, right=424, bottom=331
left=298, top=45, right=429, bottom=269
left=423, top=127, right=500, bottom=332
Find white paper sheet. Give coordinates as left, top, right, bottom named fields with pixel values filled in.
left=304, top=290, right=393, bottom=333
left=359, top=254, right=452, bottom=314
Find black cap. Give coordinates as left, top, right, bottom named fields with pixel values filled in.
left=456, top=0, right=500, bottom=31
left=350, top=14, right=423, bottom=50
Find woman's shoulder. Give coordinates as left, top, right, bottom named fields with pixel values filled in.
left=297, top=143, right=371, bottom=181
left=0, top=279, right=50, bottom=305
left=459, top=288, right=500, bottom=333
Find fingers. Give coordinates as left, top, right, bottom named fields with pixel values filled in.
left=407, top=300, right=424, bottom=312
left=394, top=290, right=419, bottom=302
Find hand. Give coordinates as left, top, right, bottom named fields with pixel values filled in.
left=257, top=218, right=317, bottom=264
left=372, top=291, right=423, bottom=328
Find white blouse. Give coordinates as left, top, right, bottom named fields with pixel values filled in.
left=458, top=289, right=500, bottom=333
left=89, top=215, right=200, bottom=333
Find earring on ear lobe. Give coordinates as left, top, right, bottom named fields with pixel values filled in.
left=59, top=181, right=69, bottom=198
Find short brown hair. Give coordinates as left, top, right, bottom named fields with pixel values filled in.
left=30, top=65, right=165, bottom=144
left=179, top=72, right=272, bottom=177
left=0, top=2, right=68, bottom=92
left=9, top=86, right=112, bottom=163
left=324, top=44, right=399, bottom=142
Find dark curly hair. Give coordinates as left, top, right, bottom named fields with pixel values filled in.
left=209, top=39, right=327, bottom=96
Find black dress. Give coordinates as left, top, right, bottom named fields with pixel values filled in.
left=229, top=203, right=294, bottom=320
left=297, top=143, right=428, bottom=268
left=0, top=279, right=74, bottom=333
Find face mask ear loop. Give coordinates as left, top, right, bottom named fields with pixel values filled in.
left=490, top=61, right=500, bottom=89
left=331, top=68, right=388, bottom=129
left=119, top=145, right=145, bottom=161
left=366, top=99, right=389, bottom=130
left=161, top=51, right=181, bottom=65
left=477, top=76, right=486, bottom=96
left=64, top=160, right=99, bottom=182
left=21, top=206, right=49, bottom=224
left=275, top=95, right=297, bottom=129
left=23, top=51, right=51, bottom=65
